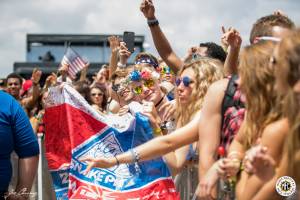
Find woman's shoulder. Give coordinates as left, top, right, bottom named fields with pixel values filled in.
left=260, top=118, right=289, bottom=154
left=262, top=118, right=289, bottom=139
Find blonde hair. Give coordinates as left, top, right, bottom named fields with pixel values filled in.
left=276, top=29, right=300, bottom=183
left=238, top=41, right=281, bottom=148
left=175, top=58, right=224, bottom=127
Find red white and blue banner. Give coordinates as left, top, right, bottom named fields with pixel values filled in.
left=44, top=84, right=179, bottom=199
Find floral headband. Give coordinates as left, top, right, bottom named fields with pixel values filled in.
left=112, top=69, right=160, bottom=93
left=128, top=69, right=160, bottom=82
left=135, top=57, right=159, bottom=69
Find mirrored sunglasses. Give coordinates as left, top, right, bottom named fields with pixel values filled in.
left=132, top=79, right=155, bottom=94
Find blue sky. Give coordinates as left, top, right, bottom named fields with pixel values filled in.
left=0, top=0, right=299, bottom=77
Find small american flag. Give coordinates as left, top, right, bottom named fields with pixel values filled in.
left=60, top=47, right=89, bottom=79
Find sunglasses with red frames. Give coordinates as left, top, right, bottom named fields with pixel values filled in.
left=175, top=76, right=194, bottom=87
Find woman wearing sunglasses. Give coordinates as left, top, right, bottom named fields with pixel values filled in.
left=110, top=66, right=140, bottom=113
left=82, top=58, right=224, bottom=175
left=88, top=85, right=108, bottom=114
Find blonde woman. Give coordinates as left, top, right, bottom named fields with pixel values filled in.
left=197, top=41, right=281, bottom=199
left=174, top=58, right=224, bottom=167
left=239, top=29, right=300, bottom=200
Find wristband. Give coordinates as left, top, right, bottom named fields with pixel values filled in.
left=129, top=148, right=140, bottom=163
left=147, top=18, right=159, bottom=27
left=114, top=155, right=120, bottom=166
left=228, top=151, right=241, bottom=159
left=117, top=62, right=126, bottom=68
left=129, top=148, right=141, bottom=173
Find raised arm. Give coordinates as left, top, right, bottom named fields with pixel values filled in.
left=221, top=27, right=242, bottom=75
left=79, top=64, right=89, bottom=82
left=21, top=68, right=42, bottom=108
left=108, top=36, right=120, bottom=79
left=140, top=0, right=183, bottom=74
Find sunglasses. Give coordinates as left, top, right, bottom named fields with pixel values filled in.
left=91, top=93, right=103, bottom=97
left=132, top=79, right=155, bottom=94
left=175, top=76, right=194, bottom=87
left=112, top=79, right=130, bottom=93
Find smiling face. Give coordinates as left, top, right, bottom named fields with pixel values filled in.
left=114, top=76, right=135, bottom=103
left=132, top=78, right=161, bottom=104
left=176, top=68, right=196, bottom=105
left=7, top=78, right=22, bottom=98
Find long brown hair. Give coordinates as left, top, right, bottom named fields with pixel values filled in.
left=238, top=41, right=280, bottom=148
left=175, top=58, right=224, bottom=127
left=276, top=29, right=300, bottom=183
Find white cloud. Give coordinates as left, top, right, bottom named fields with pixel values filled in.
left=0, top=0, right=299, bottom=77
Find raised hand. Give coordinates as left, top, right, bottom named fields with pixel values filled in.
left=45, top=73, right=57, bottom=87
left=140, top=0, right=155, bottom=20
left=58, top=63, right=69, bottom=76
left=94, top=68, right=108, bottom=84
left=119, top=42, right=132, bottom=65
left=183, top=46, right=198, bottom=62
left=108, top=36, right=120, bottom=53
left=221, top=26, right=242, bottom=50
left=31, top=68, right=42, bottom=84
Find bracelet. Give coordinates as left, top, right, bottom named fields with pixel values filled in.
left=228, top=151, right=242, bottom=159
left=147, top=18, right=159, bottom=27
left=117, top=62, right=126, bottom=68
left=160, top=121, right=168, bottom=131
left=153, top=127, right=162, bottom=136
left=114, top=155, right=120, bottom=166
left=129, top=148, right=140, bottom=163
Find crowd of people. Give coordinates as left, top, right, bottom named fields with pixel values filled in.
left=1, top=0, right=300, bottom=199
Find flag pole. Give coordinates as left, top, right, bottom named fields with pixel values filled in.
left=37, top=133, right=44, bottom=200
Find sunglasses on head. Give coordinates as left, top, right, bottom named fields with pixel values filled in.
left=132, top=79, right=155, bottom=94
left=175, top=76, right=194, bottom=87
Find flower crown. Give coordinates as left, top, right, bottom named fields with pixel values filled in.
left=127, top=69, right=160, bottom=82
